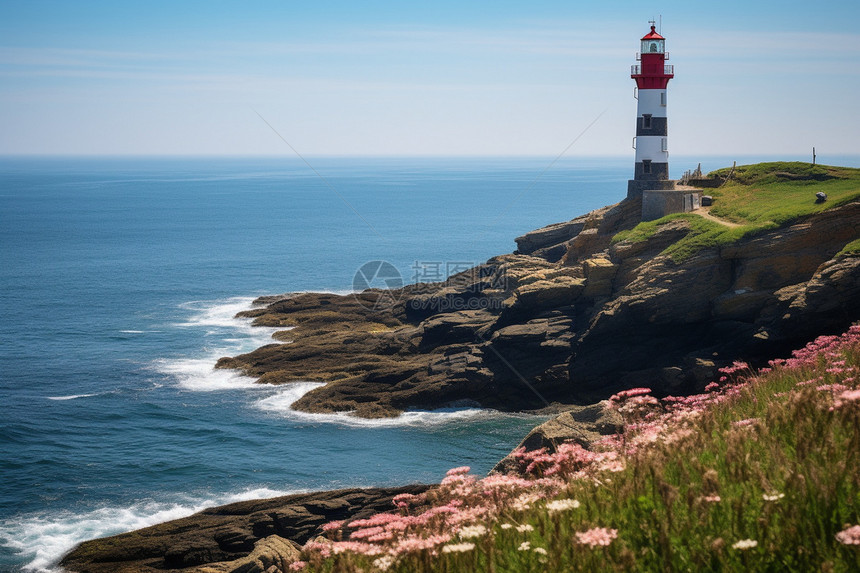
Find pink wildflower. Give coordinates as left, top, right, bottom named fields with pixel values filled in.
left=392, top=493, right=418, bottom=508
left=321, top=520, right=344, bottom=532
left=817, top=383, right=849, bottom=393
left=349, top=513, right=401, bottom=528
left=288, top=561, right=307, bottom=571
left=574, top=527, right=618, bottom=547
left=732, top=418, right=757, bottom=428
left=303, top=540, right=332, bottom=558
left=394, top=533, right=452, bottom=553
left=446, top=466, right=471, bottom=476
left=836, top=388, right=860, bottom=402
left=718, top=361, right=749, bottom=375
left=350, top=526, right=386, bottom=540
left=331, top=541, right=384, bottom=555
left=609, top=387, right=652, bottom=403
left=836, top=524, right=860, bottom=545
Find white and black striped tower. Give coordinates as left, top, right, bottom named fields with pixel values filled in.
left=628, top=22, right=675, bottom=198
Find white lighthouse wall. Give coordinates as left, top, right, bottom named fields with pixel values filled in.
left=636, top=89, right=667, bottom=117
left=635, top=136, right=668, bottom=163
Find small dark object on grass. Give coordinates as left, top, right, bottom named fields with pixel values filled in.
left=701, top=195, right=713, bottom=206
left=815, top=192, right=827, bottom=203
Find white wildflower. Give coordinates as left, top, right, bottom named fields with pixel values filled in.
left=546, top=498, right=581, bottom=512
left=515, top=524, right=534, bottom=533
left=372, top=555, right=395, bottom=571
left=458, top=524, right=488, bottom=539
left=732, top=538, right=758, bottom=550
left=442, top=542, right=475, bottom=553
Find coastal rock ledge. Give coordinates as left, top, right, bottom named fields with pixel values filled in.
left=62, top=165, right=860, bottom=572
left=215, top=196, right=860, bottom=417
left=60, top=486, right=430, bottom=573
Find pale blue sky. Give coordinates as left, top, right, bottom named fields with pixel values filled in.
left=1, top=1, right=858, bottom=156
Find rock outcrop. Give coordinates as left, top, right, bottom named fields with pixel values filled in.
left=62, top=173, right=860, bottom=573
left=491, top=401, right=624, bottom=475
left=60, top=485, right=430, bottom=573
left=216, top=198, right=860, bottom=416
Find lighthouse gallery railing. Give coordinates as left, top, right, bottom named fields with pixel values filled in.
left=630, top=65, right=674, bottom=76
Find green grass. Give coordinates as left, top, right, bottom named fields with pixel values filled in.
left=612, top=213, right=762, bottom=263
left=613, top=162, right=860, bottom=263
left=296, top=327, right=860, bottom=572
left=707, top=162, right=860, bottom=225
left=838, top=238, right=860, bottom=257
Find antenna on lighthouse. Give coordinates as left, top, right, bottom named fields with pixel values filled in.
left=659, top=15, right=662, bottom=34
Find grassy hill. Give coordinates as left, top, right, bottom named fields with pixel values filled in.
left=613, top=162, right=860, bottom=262
left=292, top=325, right=860, bottom=572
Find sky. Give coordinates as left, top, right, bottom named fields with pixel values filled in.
left=0, top=0, right=858, bottom=157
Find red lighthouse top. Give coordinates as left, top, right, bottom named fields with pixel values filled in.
left=641, top=25, right=664, bottom=41
left=632, top=23, right=673, bottom=89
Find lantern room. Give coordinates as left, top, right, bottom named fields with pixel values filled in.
left=641, top=26, right=665, bottom=54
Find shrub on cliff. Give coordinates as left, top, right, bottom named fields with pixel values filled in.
left=291, top=325, right=860, bottom=572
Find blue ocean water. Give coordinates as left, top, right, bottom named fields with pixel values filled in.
left=0, top=154, right=857, bottom=571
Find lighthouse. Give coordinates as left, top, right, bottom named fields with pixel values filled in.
left=628, top=22, right=700, bottom=220
left=630, top=22, right=673, bottom=192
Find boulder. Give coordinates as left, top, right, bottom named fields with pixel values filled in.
left=60, top=486, right=431, bottom=573
left=582, top=257, right=618, bottom=299
left=503, top=276, right=586, bottom=317
left=199, top=535, right=301, bottom=573
left=491, top=402, right=623, bottom=475
left=514, top=216, right=587, bottom=256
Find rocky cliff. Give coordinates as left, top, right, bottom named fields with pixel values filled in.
left=62, top=164, right=860, bottom=572
left=215, top=196, right=859, bottom=417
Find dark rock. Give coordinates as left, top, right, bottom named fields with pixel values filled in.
left=515, top=216, right=587, bottom=256
left=61, top=486, right=431, bottom=573
left=492, top=402, right=624, bottom=475
left=207, top=198, right=859, bottom=415
left=63, top=189, right=860, bottom=573
left=420, top=310, right=496, bottom=347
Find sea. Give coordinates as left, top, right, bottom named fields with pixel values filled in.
left=1, top=154, right=857, bottom=571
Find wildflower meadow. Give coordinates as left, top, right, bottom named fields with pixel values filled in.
left=289, top=325, right=860, bottom=572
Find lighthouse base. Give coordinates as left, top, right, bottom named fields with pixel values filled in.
left=627, top=178, right=676, bottom=199
left=641, top=188, right=702, bottom=221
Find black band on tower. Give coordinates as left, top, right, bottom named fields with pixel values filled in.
left=634, top=162, right=669, bottom=181
left=636, top=116, right=667, bottom=136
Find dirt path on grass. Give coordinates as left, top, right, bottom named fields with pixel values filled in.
left=696, top=206, right=743, bottom=228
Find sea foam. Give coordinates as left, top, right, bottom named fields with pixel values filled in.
left=155, top=297, right=287, bottom=392
left=154, top=357, right=261, bottom=391
left=45, top=394, right=99, bottom=401
left=0, top=487, right=300, bottom=573
left=256, top=382, right=495, bottom=428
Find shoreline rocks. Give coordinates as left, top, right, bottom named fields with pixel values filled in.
left=61, top=190, right=860, bottom=573
left=60, top=485, right=430, bottom=573
left=215, top=198, right=860, bottom=417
